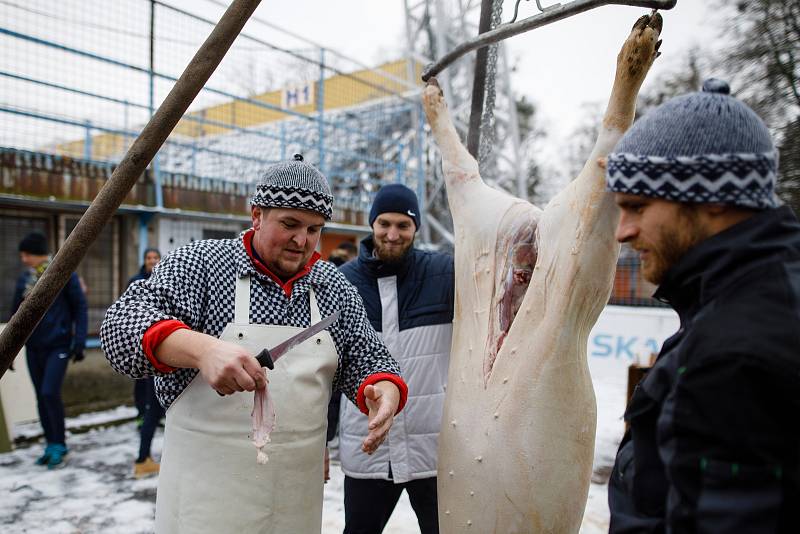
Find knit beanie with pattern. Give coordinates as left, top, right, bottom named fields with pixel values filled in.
left=606, top=79, right=779, bottom=210
left=251, top=154, right=333, bottom=220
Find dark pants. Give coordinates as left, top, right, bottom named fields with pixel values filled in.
left=344, top=475, right=439, bottom=534
left=133, top=378, right=148, bottom=418
left=26, top=346, right=70, bottom=446
left=137, top=378, right=165, bottom=462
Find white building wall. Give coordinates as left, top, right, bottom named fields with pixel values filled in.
left=158, top=218, right=247, bottom=256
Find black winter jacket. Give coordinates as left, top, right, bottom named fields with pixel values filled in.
left=12, top=271, right=87, bottom=352
left=609, top=206, right=800, bottom=533
left=126, top=265, right=152, bottom=288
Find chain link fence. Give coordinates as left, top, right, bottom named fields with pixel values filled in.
left=0, top=0, right=426, bottom=215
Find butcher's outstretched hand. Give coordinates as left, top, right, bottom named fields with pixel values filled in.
left=361, top=380, right=400, bottom=454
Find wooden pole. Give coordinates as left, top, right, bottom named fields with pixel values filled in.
left=0, top=0, right=263, bottom=379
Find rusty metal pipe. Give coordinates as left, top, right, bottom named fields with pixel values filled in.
left=421, top=0, right=677, bottom=81
left=0, top=0, right=262, bottom=379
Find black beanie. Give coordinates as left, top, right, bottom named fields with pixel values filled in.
left=368, top=184, right=420, bottom=231
left=18, top=232, right=48, bottom=255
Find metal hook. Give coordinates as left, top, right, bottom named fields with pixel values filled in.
left=510, top=0, right=529, bottom=24
left=422, top=0, right=678, bottom=82
left=511, top=0, right=562, bottom=24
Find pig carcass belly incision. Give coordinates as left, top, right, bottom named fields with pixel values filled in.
left=423, top=13, right=662, bottom=533
left=487, top=216, right=539, bottom=383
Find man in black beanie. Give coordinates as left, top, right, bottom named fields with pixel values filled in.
left=337, top=184, right=454, bottom=534
left=606, top=80, right=800, bottom=532
left=13, top=231, right=87, bottom=469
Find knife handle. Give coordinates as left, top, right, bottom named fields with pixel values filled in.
left=256, top=348, right=275, bottom=370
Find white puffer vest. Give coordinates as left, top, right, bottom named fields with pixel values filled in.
left=338, top=275, right=452, bottom=483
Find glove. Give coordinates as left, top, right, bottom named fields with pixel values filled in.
left=70, top=348, right=85, bottom=363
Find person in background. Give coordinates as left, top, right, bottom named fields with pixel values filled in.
left=606, top=79, right=800, bottom=532
left=12, top=231, right=88, bottom=469
left=126, top=247, right=163, bottom=478
left=328, top=248, right=350, bottom=267
left=328, top=241, right=358, bottom=267
left=128, top=248, right=161, bottom=426
left=337, top=241, right=357, bottom=263
left=338, top=184, right=454, bottom=534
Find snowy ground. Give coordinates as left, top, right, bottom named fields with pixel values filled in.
left=1, top=356, right=627, bottom=533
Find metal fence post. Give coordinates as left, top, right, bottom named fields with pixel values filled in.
left=83, top=120, right=92, bottom=160
left=396, top=144, right=405, bottom=184
left=138, top=212, right=154, bottom=265
left=317, top=47, right=325, bottom=175
left=415, top=102, right=426, bottom=239
left=150, top=0, right=163, bottom=209
left=280, top=122, right=286, bottom=160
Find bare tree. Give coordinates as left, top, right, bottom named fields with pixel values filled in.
left=516, top=96, right=549, bottom=203
left=229, top=52, right=277, bottom=97
left=563, top=101, right=604, bottom=183
left=777, top=117, right=800, bottom=211
left=714, top=0, right=800, bottom=212
left=716, top=0, right=800, bottom=125
left=637, top=46, right=706, bottom=118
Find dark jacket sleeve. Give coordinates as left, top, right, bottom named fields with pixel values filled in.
left=11, top=274, right=25, bottom=317
left=659, top=351, right=798, bottom=532
left=66, top=273, right=88, bottom=350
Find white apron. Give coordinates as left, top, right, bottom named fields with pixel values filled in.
left=156, top=276, right=338, bottom=533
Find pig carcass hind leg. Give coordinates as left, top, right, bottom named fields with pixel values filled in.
left=423, top=13, right=662, bottom=533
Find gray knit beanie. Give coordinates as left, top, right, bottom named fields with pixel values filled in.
left=606, top=79, right=779, bottom=210
left=251, top=154, right=333, bottom=220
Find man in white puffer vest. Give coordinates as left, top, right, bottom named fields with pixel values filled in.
left=338, top=184, right=454, bottom=534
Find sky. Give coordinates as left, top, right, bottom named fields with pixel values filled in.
left=0, top=0, right=721, bottom=192
left=242, top=0, right=715, bottom=143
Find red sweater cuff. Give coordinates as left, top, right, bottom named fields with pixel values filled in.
left=141, top=320, right=189, bottom=373
left=356, top=373, right=409, bottom=416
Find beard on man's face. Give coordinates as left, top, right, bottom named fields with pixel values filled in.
left=639, top=208, right=708, bottom=285
left=374, top=237, right=414, bottom=264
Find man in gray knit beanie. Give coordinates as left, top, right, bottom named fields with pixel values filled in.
left=606, top=80, right=800, bottom=532
left=251, top=153, right=334, bottom=220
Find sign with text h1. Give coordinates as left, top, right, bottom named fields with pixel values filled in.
left=282, top=84, right=314, bottom=109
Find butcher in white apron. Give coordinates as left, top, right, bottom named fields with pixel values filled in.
left=101, top=154, right=408, bottom=533
left=156, top=280, right=336, bottom=533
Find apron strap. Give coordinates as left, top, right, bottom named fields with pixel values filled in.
left=234, top=275, right=250, bottom=325
left=237, top=276, right=321, bottom=325
left=309, top=288, right=321, bottom=323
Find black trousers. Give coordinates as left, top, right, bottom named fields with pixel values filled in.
left=343, top=475, right=439, bottom=534
left=136, top=378, right=165, bottom=462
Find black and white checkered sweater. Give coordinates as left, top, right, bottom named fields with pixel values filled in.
left=100, top=235, right=401, bottom=409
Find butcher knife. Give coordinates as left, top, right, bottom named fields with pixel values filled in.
left=255, top=310, right=340, bottom=370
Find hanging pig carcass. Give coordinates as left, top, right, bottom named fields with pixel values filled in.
left=422, top=13, right=663, bottom=533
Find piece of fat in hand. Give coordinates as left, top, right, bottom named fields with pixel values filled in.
left=251, top=370, right=275, bottom=464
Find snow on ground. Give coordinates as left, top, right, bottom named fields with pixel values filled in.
left=2, top=357, right=627, bottom=533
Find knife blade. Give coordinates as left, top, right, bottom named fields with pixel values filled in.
left=255, top=310, right=341, bottom=369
